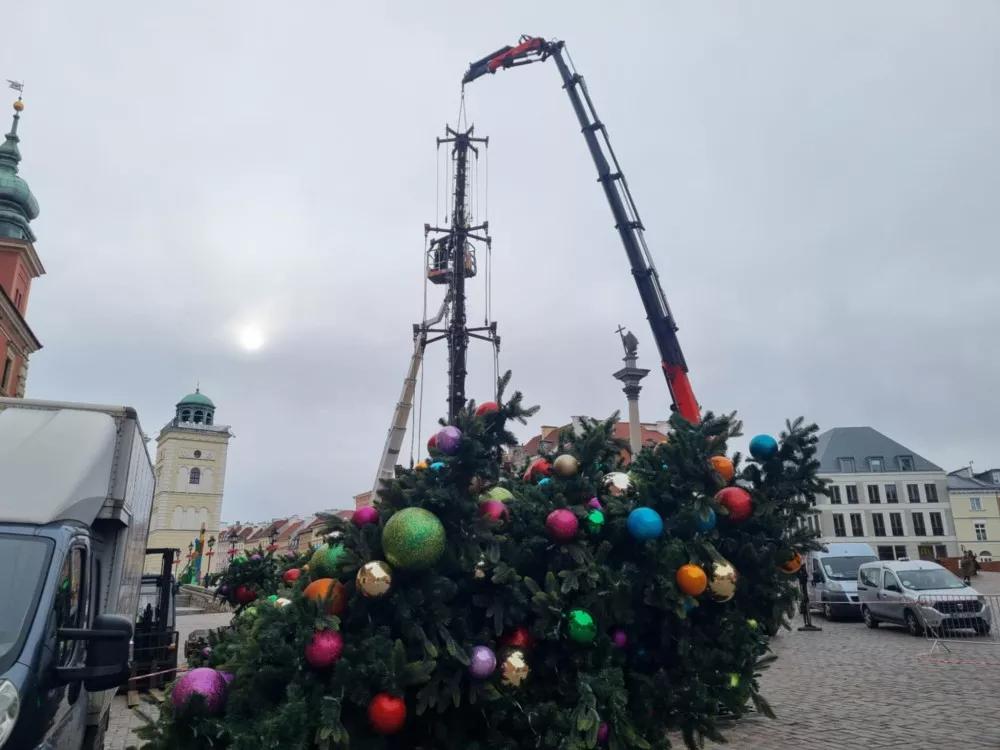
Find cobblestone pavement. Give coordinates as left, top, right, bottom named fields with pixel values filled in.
left=108, top=576, right=1000, bottom=749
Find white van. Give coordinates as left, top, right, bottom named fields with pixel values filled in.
left=806, top=543, right=878, bottom=619
left=857, top=559, right=992, bottom=636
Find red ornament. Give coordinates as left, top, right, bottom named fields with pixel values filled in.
left=499, top=626, right=535, bottom=650
left=479, top=500, right=508, bottom=523
left=522, top=458, right=551, bottom=482
left=475, top=401, right=500, bottom=417
left=716, top=486, right=752, bottom=522
left=427, top=433, right=438, bottom=452
left=305, top=629, right=344, bottom=669
left=235, top=585, right=256, bottom=605
left=368, top=693, right=406, bottom=735
left=283, top=568, right=301, bottom=584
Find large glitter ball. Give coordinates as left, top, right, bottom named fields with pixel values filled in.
left=436, top=426, right=462, bottom=454
left=567, top=608, right=598, bottom=643
left=468, top=645, right=497, bottom=679
left=708, top=557, right=739, bottom=602
left=309, top=543, right=347, bottom=579
left=305, top=629, right=344, bottom=669
left=353, top=506, right=380, bottom=527
left=382, top=507, right=446, bottom=570
left=552, top=454, right=579, bottom=477
left=356, top=560, right=393, bottom=598
left=171, top=667, right=228, bottom=714
left=603, top=472, right=633, bottom=496
left=546, top=509, right=579, bottom=543
left=500, top=647, right=530, bottom=688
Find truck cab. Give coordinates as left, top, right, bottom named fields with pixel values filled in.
left=0, top=399, right=155, bottom=749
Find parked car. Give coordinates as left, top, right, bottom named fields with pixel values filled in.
left=857, top=559, right=992, bottom=636
left=806, top=543, right=878, bottom=619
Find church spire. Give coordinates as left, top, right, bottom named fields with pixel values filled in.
left=0, top=85, right=39, bottom=241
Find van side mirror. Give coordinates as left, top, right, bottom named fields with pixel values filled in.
left=54, top=614, right=133, bottom=691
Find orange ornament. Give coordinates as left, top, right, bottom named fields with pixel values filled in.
left=676, top=564, right=708, bottom=596
left=779, top=551, right=803, bottom=575
left=303, top=578, right=347, bottom=615
left=710, top=456, right=734, bottom=482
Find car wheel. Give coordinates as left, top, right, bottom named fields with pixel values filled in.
left=862, top=606, right=879, bottom=629
left=823, top=603, right=837, bottom=621
left=975, top=621, right=991, bottom=636
left=904, top=609, right=923, bottom=636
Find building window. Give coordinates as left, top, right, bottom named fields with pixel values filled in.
left=885, top=484, right=899, bottom=503
left=193, top=410, right=204, bottom=424
left=929, top=512, right=944, bottom=536
left=867, top=485, right=881, bottom=504
left=877, top=545, right=895, bottom=561
left=975, top=522, right=988, bottom=542
left=912, top=512, right=926, bottom=536
left=971, top=497, right=983, bottom=511
left=1, top=354, right=13, bottom=394
left=895, top=545, right=908, bottom=560
left=935, top=544, right=948, bottom=558
left=832, top=514, right=846, bottom=537
left=906, top=484, right=920, bottom=503
left=846, top=486, right=859, bottom=504
left=868, top=457, right=884, bottom=472
left=838, top=457, right=856, bottom=473
left=829, top=486, right=842, bottom=504
left=889, top=512, right=904, bottom=536
left=992, top=471, right=1000, bottom=486
left=181, top=409, right=192, bottom=422
left=872, top=513, right=886, bottom=537
left=897, top=455, right=915, bottom=471
left=190, top=467, right=201, bottom=485
left=924, top=484, right=938, bottom=503
left=850, top=513, right=864, bottom=537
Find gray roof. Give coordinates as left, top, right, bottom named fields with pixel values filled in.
left=815, top=426, right=942, bottom=474
left=946, top=474, right=994, bottom=491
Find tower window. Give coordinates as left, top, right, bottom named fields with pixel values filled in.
left=193, top=410, right=204, bottom=424
left=205, top=413, right=213, bottom=425
left=181, top=410, right=191, bottom=422
left=190, top=467, right=201, bottom=485
left=193, top=450, right=202, bottom=459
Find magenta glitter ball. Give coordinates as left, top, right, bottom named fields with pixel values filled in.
left=436, top=426, right=462, bottom=454
left=467, top=645, right=497, bottom=679
left=479, top=500, right=508, bottom=522
left=251, top=554, right=262, bottom=561
left=545, top=509, right=579, bottom=542
left=597, top=722, right=610, bottom=744
left=305, top=630, right=344, bottom=669
left=171, top=668, right=228, bottom=714
left=220, top=671, right=234, bottom=684
left=612, top=630, right=628, bottom=649
left=353, top=506, right=380, bottom=527
left=587, top=498, right=602, bottom=510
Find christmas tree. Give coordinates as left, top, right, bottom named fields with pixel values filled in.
left=135, top=372, right=824, bottom=750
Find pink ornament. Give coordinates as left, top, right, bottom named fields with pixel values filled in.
left=305, top=630, right=344, bottom=669
left=612, top=630, right=627, bottom=649
left=587, top=498, right=602, bottom=510
left=353, top=506, right=380, bottom=527
left=172, top=668, right=228, bottom=714
left=597, top=722, right=610, bottom=745
left=545, top=509, right=579, bottom=542
left=220, top=671, right=235, bottom=684
left=479, top=500, right=508, bottom=523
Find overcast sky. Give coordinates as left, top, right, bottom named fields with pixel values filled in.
left=4, top=2, right=999, bottom=520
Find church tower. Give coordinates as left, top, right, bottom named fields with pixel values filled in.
left=146, top=388, right=234, bottom=574
left=0, top=92, right=44, bottom=397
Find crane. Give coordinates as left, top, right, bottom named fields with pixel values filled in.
left=462, top=36, right=700, bottom=423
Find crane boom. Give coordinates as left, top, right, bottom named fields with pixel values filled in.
left=463, top=37, right=700, bottom=423
left=370, top=293, right=450, bottom=501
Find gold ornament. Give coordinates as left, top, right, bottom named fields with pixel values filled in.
left=356, top=560, right=393, bottom=598
left=708, top=557, right=739, bottom=602
left=274, top=597, right=292, bottom=608
left=603, top=472, right=633, bottom=496
left=552, top=454, right=579, bottom=478
left=500, top=647, right=530, bottom=688
left=415, top=461, right=429, bottom=472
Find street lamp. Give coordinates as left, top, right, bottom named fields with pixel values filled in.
left=267, top=528, right=279, bottom=553
left=205, top=535, right=216, bottom=582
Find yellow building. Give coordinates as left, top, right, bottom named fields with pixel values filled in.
left=947, top=468, right=1000, bottom=561
left=145, top=389, right=234, bottom=574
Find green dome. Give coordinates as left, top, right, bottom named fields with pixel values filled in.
left=177, top=390, right=214, bottom=408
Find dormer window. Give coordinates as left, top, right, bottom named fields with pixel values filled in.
left=838, top=457, right=856, bottom=473
left=896, top=455, right=914, bottom=471
left=868, top=457, right=884, bottom=473
left=992, top=471, right=1000, bottom=486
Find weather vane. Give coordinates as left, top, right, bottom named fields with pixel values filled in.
left=7, top=80, right=24, bottom=113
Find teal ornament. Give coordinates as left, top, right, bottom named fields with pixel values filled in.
left=696, top=508, right=716, bottom=533
left=682, top=596, right=696, bottom=612
left=538, top=477, right=552, bottom=486
left=627, top=507, right=663, bottom=540
left=749, top=434, right=778, bottom=461
left=382, top=507, right=446, bottom=570
left=662, top=463, right=669, bottom=470
left=584, top=509, right=605, bottom=533
left=566, top=608, right=598, bottom=643
left=430, top=461, right=445, bottom=471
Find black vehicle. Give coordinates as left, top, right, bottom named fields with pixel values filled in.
left=132, top=549, right=179, bottom=692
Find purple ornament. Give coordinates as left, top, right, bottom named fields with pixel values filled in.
left=436, top=426, right=462, bottom=455
left=201, top=646, right=212, bottom=659
left=353, top=506, right=380, bottom=527
left=220, top=585, right=228, bottom=593
left=587, top=498, right=602, bottom=510
left=597, top=722, right=610, bottom=745
left=172, top=667, right=227, bottom=714
left=220, top=671, right=235, bottom=684
left=305, top=630, right=344, bottom=669
left=612, top=630, right=628, bottom=649
left=287, top=550, right=297, bottom=558
left=251, top=554, right=262, bottom=561
left=545, top=509, right=579, bottom=543
left=468, top=645, right=497, bottom=679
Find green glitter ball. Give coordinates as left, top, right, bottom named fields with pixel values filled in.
left=584, top=509, right=605, bottom=533
left=382, top=507, right=446, bottom=570
left=309, top=543, right=347, bottom=579
left=567, top=608, right=597, bottom=643
left=234, top=556, right=247, bottom=564
left=268, top=594, right=278, bottom=602
left=480, top=486, right=513, bottom=503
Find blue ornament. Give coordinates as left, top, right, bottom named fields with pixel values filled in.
left=682, top=596, right=696, bottom=612
left=430, top=461, right=446, bottom=472
left=749, top=434, right=778, bottom=461
left=627, top=507, right=664, bottom=540
left=539, top=477, right=552, bottom=486
left=695, top=508, right=716, bottom=533
left=661, top=463, right=669, bottom=470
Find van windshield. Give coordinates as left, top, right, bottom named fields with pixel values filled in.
left=898, top=569, right=967, bottom=591
left=0, top=535, right=52, bottom=662
left=824, top=555, right=878, bottom=580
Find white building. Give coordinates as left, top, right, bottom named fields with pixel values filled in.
left=812, top=427, right=958, bottom=561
